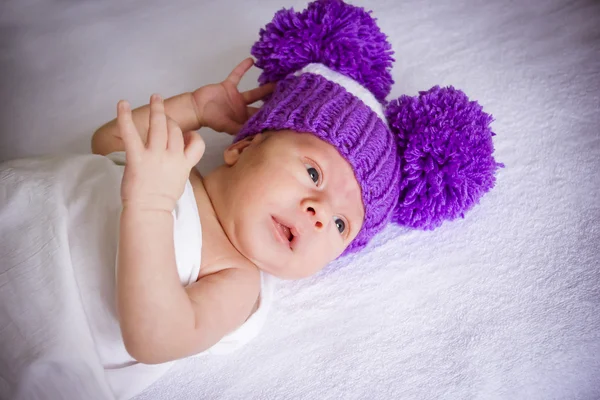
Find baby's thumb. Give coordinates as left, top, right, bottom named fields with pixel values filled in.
left=183, top=131, right=206, bottom=166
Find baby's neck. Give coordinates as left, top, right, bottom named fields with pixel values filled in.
left=189, top=166, right=256, bottom=273
left=198, top=166, right=228, bottom=227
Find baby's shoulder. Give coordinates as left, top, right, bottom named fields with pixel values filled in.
left=199, top=249, right=260, bottom=285
left=196, top=256, right=262, bottom=321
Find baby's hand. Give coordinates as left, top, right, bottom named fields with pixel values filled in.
left=117, top=94, right=205, bottom=212
left=192, top=58, right=275, bottom=135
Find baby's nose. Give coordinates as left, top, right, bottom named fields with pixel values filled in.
left=304, top=201, right=328, bottom=231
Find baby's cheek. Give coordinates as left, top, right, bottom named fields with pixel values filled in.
left=320, top=236, right=344, bottom=264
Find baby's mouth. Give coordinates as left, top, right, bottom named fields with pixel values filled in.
left=272, top=216, right=294, bottom=245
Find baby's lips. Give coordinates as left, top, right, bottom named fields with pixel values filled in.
left=290, top=225, right=301, bottom=238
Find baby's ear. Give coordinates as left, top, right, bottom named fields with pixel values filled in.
left=223, top=134, right=261, bottom=166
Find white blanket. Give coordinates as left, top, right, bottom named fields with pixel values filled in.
left=0, top=0, right=599, bottom=399
left=0, top=155, right=123, bottom=399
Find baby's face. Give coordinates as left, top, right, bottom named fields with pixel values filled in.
left=216, top=131, right=364, bottom=279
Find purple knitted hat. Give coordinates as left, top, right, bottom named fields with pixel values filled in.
left=235, top=0, right=502, bottom=253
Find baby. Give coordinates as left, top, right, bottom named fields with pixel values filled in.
left=94, top=57, right=364, bottom=357
left=0, top=0, right=500, bottom=399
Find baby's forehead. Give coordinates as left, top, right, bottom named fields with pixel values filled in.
left=328, top=168, right=364, bottom=217
left=289, top=131, right=343, bottom=158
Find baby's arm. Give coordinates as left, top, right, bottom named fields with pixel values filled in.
left=119, top=201, right=260, bottom=364
left=92, top=92, right=201, bottom=156
left=116, top=96, right=260, bottom=364
left=92, top=58, right=274, bottom=156
left=107, top=60, right=273, bottom=363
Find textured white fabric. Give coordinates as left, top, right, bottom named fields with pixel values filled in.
left=0, top=155, right=124, bottom=400
left=0, top=153, right=275, bottom=400
left=0, top=0, right=599, bottom=399
left=295, top=63, right=387, bottom=121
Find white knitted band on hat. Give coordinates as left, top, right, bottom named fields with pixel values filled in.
left=294, top=63, right=386, bottom=122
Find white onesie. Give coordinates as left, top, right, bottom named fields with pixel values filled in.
left=0, top=153, right=275, bottom=400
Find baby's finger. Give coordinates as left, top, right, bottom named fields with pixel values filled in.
left=242, top=82, right=275, bottom=104
left=183, top=131, right=206, bottom=166
left=225, top=58, right=254, bottom=87
left=117, top=100, right=143, bottom=158
left=147, top=94, right=168, bottom=150
left=166, top=116, right=184, bottom=153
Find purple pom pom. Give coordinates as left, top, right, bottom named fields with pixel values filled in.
left=251, top=0, right=394, bottom=103
left=386, top=86, right=503, bottom=229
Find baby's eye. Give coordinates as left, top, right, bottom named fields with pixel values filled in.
left=334, top=217, right=346, bottom=234
left=305, top=165, right=319, bottom=184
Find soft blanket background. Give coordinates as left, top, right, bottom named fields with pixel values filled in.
left=1, top=0, right=599, bottom=399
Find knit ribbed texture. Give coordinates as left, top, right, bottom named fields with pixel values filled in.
left=237, top=73, right=399, bottom=253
